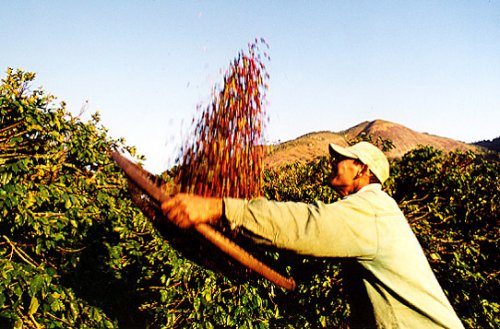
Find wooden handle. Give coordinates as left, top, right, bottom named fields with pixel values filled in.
left=111, top=151, right=296, bottom=290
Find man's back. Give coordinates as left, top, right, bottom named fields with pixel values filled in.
left=349, top=186, right=464, bottom=328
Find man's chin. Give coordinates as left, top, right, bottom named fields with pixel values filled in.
left=330, top=184, right=342, bottom=192
left=331, top=184, right=349, bottom=196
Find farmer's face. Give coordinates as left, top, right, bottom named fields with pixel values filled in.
left=327, top=157, right=364, bottom=196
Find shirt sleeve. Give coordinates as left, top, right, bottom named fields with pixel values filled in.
left=223, top=196, right=378, bottom=259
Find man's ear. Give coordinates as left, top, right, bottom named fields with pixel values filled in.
left=354, top=163, right=369, bottom=179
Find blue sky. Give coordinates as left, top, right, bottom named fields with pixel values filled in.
left=2, top=1, right=499, bottom=173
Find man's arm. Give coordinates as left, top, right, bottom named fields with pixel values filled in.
left=162, top=193, right=378, bottom=258
left=224, top=196, right=378, bottom=258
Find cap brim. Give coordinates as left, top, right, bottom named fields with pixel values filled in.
left=328, top=144, right=359, bottom=160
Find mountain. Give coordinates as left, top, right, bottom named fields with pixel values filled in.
left=264, top=119, right=482, bottom=168
left=341, top=120, right=480, bottom=158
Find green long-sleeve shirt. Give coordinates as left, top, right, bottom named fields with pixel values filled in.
left=223, top=184, right=464, bottom=328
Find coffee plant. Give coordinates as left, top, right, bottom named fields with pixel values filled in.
left=0, top=68, right=498, bottom=328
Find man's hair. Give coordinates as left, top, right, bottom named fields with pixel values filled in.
left=369, top=174, right=381, bottom=184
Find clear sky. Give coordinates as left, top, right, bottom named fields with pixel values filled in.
left=2, top=0, right=499, bottom=173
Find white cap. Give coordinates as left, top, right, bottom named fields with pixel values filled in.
left=328, top=142, right=390, bottom=184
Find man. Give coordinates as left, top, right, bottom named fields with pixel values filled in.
left=162, top=142, right=464, bottom=328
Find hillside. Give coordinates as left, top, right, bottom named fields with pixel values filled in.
left=264, top=119, right=481, bottom=168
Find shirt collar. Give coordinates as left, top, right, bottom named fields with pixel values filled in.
left=358, top=183, right=382, bottom=193
left=343, top=183, right=382, bottom=199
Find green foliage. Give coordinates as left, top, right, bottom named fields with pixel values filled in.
left=0, top=68, right=137, bottom=328
left=0, top=68, right=498, bottom=328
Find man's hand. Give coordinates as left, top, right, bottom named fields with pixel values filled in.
left=161, top=193, right=223, bottom=229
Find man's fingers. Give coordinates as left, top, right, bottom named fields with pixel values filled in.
left=160, top=194, right=223, bottom=229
